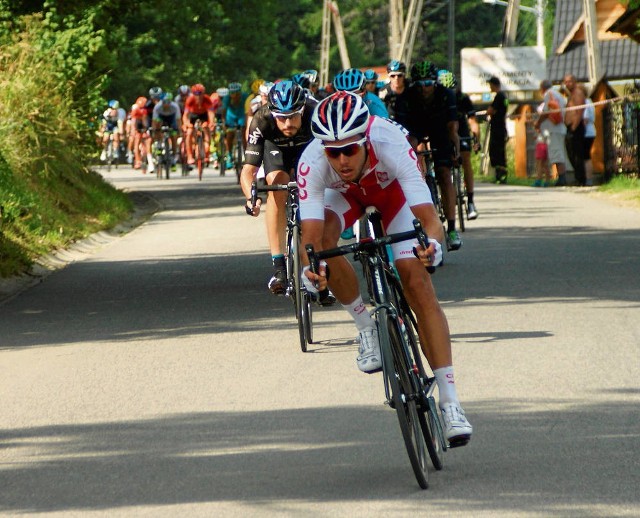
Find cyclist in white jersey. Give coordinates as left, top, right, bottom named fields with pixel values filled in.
left=298, top=92, right=472, bottom=445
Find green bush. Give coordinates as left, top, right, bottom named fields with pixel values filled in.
left=0, top=11, right=131, bottom=278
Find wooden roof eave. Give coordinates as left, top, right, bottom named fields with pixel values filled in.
left=556, top=14, right=586, bottom=55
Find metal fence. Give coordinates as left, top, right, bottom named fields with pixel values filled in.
left=603, top=83, right=640, bottom=181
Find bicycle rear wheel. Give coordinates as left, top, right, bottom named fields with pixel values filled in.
left=218, top=133, right=226, bottom=177
left=379, top=308, right=429, bottom=489
left=453, top=168, right=465, bottom=232
left=235, top=131, right=243, bottom=184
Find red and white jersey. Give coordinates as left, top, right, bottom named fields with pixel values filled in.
left=297, top=116, right=432, bottom=223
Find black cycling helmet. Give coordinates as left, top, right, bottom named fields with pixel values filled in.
left=268, top=81, right=306, bottom=113
left=410, top=60, right=439, bottom=82
left=386, top=60, right=407, bottom=74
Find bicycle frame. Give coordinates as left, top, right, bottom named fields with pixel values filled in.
left=306, top=219, right=447, bottom=489
left=251, top=180, right=314, bottom=351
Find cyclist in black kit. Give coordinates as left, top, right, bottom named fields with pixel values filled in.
left=404, top=60, right=463, bottom=251
left=240, top=81, right=318, bottom=294
left=378, top=60, right=411, bottom=129
left=438, top=70, right=479, bottom=220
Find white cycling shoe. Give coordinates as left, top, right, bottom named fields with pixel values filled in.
left=440, top=402, right=472, bottom=447
left=357, top=327, right=382, bottom=373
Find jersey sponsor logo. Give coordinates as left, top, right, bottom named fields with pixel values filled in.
left=329, top=181, right=349, bottom=192
left=270, top=150, right=280, bottom=156
left=376, top=170, right=389, bottom=183
left=245, top=150, right=260, bottom=156
left=297, top=162, right=310, bottom=200
left=248, top=127, right=263, bottom=145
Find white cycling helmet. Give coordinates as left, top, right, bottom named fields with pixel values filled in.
left=311, top=91, right=370, bottom=141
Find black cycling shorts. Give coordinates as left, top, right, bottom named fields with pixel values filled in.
left=262, top=140, right=300, bottom=176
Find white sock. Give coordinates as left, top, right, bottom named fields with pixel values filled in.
left=343, top=296, right=374, bottom=331
left=434, top=366, right=460, bottom=406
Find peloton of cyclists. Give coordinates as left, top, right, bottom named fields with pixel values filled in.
left=298, top=91, right=472, bottom=445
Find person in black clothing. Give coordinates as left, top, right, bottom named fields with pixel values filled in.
left=379, top=60, right=411, bottom=129
left=240, top=81, right=318, bottom=295
left=486, top=76, right=509, bottom=184
left=404, top=60, right=462, bottom=251
left=437, top=70, right=480, bottom=220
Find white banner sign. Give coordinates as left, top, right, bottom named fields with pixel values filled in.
left=461, top=46, right=546, bottom=94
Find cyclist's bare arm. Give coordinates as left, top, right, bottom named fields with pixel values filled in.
left=300, top=218, right=329, bottom=289
left=410, top=203, right=445, bottom=258
left=240, top=164, right=260, bottom=215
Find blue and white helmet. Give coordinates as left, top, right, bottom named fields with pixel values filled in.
left=268, top=81, right=306, bottom=114
left=333, top=68, right=366, bottom=92
left=311, top=91, right=370, bottom=141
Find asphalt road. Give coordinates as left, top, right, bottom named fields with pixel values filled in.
left=1, top=166, right=639, bottom=517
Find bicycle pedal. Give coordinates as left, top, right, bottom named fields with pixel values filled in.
left=447, top=435, right=471, bottom=448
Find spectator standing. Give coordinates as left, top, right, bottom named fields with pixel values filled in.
left=580, top=84, right=596, bottom=186
left=486, top=76, right=509, bottom=184
left=563, top=74, right=587, bottom=186
left=534, top=79, right=568, bottom=186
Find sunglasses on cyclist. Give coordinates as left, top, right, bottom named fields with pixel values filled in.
left=389, top=74, right=404, bottom=79
left=415, top=79, right=435, bottom=87
left=323, top=137, right=367, bottom=159
left=272, top=106, right=304, bottom=120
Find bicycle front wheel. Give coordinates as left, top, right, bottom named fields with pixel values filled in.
left=399, top=305, right=445, bottom=471
left=453, top=168, right=465, bottom=232
left=379, top=308, right=429, bottom=489
left=235, top=133, right=243, bottom=184
left=196, top=135, right=205, bottom=180
left=290, top=225, right=312, bottom=352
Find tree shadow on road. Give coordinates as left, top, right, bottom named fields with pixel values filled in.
left=0, top=399, right=637, bottom=515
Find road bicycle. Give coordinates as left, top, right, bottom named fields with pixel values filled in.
left=306, top=218, right=447, bottom=489
left=214, top=118, right=226, bottom=177
left=192, top=120, right=207, bottom=181
left=227, top=126, right=244, bottom=184
left=451, top=161, right=465, bottom=232
left=250, top=180, right=334, bottom=353
left=103, top=132, right=118, bottom=172
left=154, top=126, right=173, bottom=180
left=417, top=146, right=445, bottom=224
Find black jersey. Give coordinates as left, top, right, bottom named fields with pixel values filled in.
left=244, top=98, right=317, bottom=168
left=455, top=91, right=476, bottom=138
left=379, top=84, right=411, bottom=129
left=404, top=83, right=457, bottom=147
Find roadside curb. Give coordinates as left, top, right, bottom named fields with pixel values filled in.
left=0, top=190, right=162, bottom=306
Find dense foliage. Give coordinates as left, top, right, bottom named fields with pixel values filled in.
left=2, top=0, right=555, bottom=107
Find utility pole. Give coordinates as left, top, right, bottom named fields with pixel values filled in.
left=501, top=0, right=521, bottom=46
left=389, top=0, right=404, bottom=61
left=320, top=0, right=331, bottom=86
left=583, top=0, right=602, bottom=84
left=396, top=0, right=424, bottom=67
left=319, top=0, right=351, bottom=87
left=448, top=0, right=455, bottom=71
